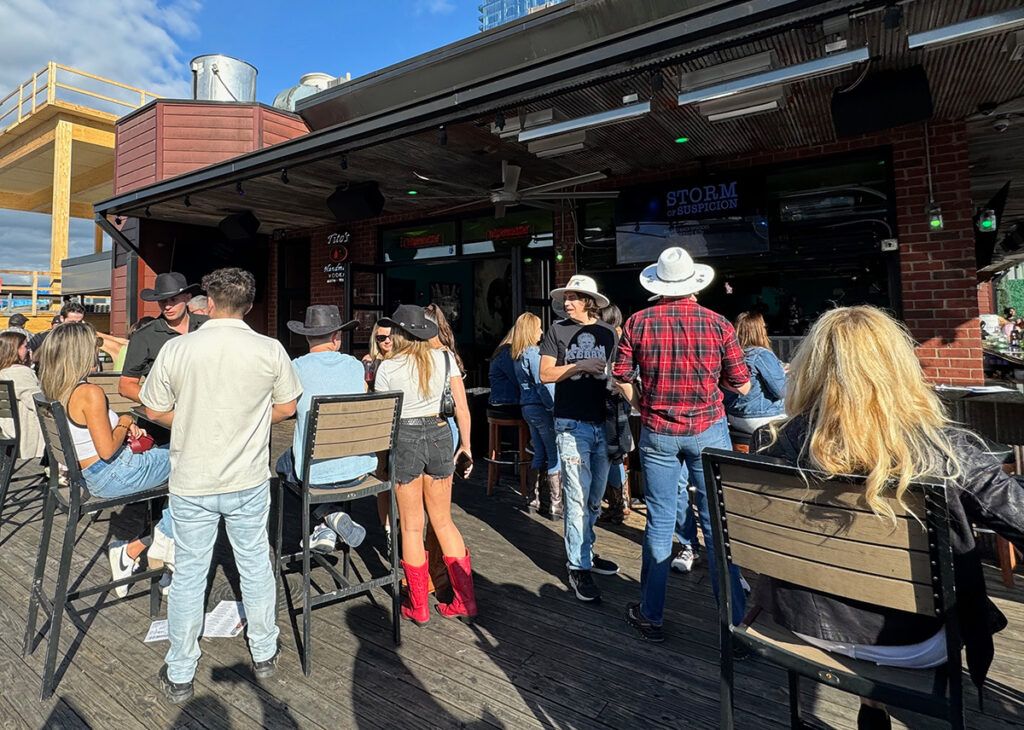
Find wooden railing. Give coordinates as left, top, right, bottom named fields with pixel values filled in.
left=0, top=62, right=159, bottom=133
left=0, top=269, right=60, bottom=316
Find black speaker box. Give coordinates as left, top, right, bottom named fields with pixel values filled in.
left=327, top=182, right=385, bottom=223
left=831, top=65, right=933, bottom=138
left=218, top=210, right=261, bottom=241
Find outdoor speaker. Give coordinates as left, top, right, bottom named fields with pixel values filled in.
left=831, top=66, right=933, bottom=138
left=218, top=210, right=261, bottom=241
left=327, top=182, right=385, bottom=223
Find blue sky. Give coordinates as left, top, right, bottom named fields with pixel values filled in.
left=0, top=0, right=483, bottom=274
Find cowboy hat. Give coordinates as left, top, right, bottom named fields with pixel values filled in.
left=550, top=274, right=610, bottom=310
left=379, top=304, right=439, bottom=341
left=286, top=305, right=358, bottom=337
left=639, top=247, right=715, bottom=300
left=140, top=272, right=199, bottom=302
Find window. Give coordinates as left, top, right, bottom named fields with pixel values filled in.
left=382, top=222, right=456, bottom=262
left=461, top=210, right=553, bottom=255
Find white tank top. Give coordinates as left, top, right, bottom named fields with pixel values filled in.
left=68, top=385, right=119, bottom=462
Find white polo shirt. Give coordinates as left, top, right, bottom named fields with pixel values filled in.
left=140, top=317, right=302, bottom=496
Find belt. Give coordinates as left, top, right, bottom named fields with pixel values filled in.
left=400, top=416, right=445, bottom=425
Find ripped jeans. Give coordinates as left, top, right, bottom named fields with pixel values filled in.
left=555, top=418, right=611, bottom=571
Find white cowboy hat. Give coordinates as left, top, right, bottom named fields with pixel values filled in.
left=550, top=274, right=610, bottom=310
left=639, top=247, right=715, bottom=300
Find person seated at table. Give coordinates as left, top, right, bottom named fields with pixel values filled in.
left=0, top=330, right=45, bottom=460
left=723, top=311, right=787, bottom=434
left=277, top=305, right=376, bottom=553
left=753, top=305, right=1024, bottom=730
left=37, top=322, right=173, bottom=597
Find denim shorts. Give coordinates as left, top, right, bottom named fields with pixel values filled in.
left=394, top=418, right=455, bottom=484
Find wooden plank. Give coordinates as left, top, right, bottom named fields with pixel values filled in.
left=723, top=486, right=928, bottom=550
left=314, top=422, right=393, bottom=446
left=315, top=399, right=397, bottom=417
left=313, top=434, right=393, bottom=460
left=50, top=119, right=72, bottom=275
left=316, top=410, right=397, bottom=429
left=730, top=542, right=936, bottom=615
left=721, top=462, right=925, bottom=517
left=728, top=514, right=931, bottom=583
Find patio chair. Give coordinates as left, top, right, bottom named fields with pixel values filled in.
left=275, top=390, right=403, bottom=676
left=24, top=395, right=167, bottom=700
left=0, top=379, right=20, bottom=525
left=702, top=448, right=965, bottom=730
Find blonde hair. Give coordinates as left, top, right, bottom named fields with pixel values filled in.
left=735, top=311, right=771, bottom=349
left=368, top=320, right=390, bottom=361
left=38, top=322, right=97, bottom=408
left=388, top=329, right=435, bottom=398
left=767, top=306, right=960, bottom=524
left=509, top=313, right=543, bottom=360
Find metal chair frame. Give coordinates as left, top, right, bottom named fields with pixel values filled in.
left=0, top=379, right=21, bottom=527
left=703, top=448, right=964, bottom=730
left=275, top=390, right=403, bottom=676
left=25, top=395, right=166, bottom=700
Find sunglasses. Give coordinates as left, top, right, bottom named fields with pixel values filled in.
left=375, top=334, right=392, bottom=343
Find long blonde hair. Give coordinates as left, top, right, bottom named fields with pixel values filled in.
left=770, top=306, right=960, bottom=524
left=735, top=311, right=771, bottom=349
left=368, top=320, right=388, bottom=361
left=38, top=322, right=97, bottom=408
left=509, top=313, right=542, bottom=360
left=388, top=329, right=435, bottom=398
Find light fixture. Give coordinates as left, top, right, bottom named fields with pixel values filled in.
left=677, top=47, right=870, bottom=106
left=700, top=88, right=785, bottom=122
left=555, top=250, right=565, bottom=263
left=113, top=216, right=123, bottom=226
left=236, top=181, right=245, bottom=196
left=518, top=101, right=651, bottom=143
left=340, top=154, right=348, bottom=170
left=908, top=8, right=1024, bottom=50
left=976, top=208, right=998, bottom=232
left=495, top=110, right=506, bottom=131
left=707, top=100, right=780, bottom=121
left=438, top=125, right=447, bottom=146
left=280, top=168, right=289, bottom=184
left=674, top=136, right=690, bottom=144
left=407, top=190, right=418, bottom=196
left=144, top=206, right=151, bottom=218
left=927, top=203, right=944, bottom=231
left=184, top=195, right=191, bottom=208
left=527, top=131, right=587, bottom=158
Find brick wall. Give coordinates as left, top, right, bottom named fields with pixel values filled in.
left=294, top=121, right=982, bottom=385
left=978, top=280, right=995, bottom=316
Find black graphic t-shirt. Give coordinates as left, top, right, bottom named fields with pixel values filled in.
left=539, top=318, right=618, bottom=423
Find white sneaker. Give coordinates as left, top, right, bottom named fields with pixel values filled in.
left=301, top=524, right=337, bottom=554
left=159, top=572, right=172, bottom=596
left=107, top=541, right=138, bottom=598
left=740, top=574, right=751, bottom=594
left=149, top=528, right=175, bottom=572
left=671, top=545, right=698, bottom=573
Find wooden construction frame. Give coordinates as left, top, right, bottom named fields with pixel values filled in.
left=702, top=448, right=965, bottom=729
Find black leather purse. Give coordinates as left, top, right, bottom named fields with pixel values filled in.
left=439, top=351, right=456, bottom=418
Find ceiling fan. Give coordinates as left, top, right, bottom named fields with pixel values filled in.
left=411, top=160, right=619, bottom=218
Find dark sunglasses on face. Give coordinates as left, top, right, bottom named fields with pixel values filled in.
left=375, top=334, right=392, bottom=343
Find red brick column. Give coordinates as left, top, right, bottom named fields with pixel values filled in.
left=893, top=121, right=983, bottom=385
left=553, top=207, right=577, bottom=285
left=266, top=239, right=278, bottom=337
left=977, top=280, right=995, bottom=316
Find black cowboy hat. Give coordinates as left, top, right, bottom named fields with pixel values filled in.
left=286, top=305, right=358, bottom=337
left=379, top=304, right=438, bottom=341
left=140, top=272, right=200, bottom=302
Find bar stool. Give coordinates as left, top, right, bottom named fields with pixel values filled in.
left=485, top=407, right=530, bottom=496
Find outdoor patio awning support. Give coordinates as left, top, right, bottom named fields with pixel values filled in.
left=94, top=213, right=139, bottom=255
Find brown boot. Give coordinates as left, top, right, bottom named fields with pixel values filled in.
left=436, top=550, right=478, bottom=621
left=546, top=471, right=564, bottom=520
left=524, top=468, right=541, bottom=512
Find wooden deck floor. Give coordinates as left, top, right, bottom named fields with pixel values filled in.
left=2, top=428, right=1024, bottom=728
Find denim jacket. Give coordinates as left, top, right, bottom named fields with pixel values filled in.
left=722, top=346, right=786, bottom=418
left=514, top=346, right=554, bottom=410
left=488, top=345, right=520, bottom=406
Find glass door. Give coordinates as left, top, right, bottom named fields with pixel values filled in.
left=345, top=262, right=387, bottom=359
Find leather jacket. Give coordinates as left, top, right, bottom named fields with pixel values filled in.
left=752, top=416, right=1024, bottom=689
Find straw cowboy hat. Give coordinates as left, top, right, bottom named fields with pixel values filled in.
left=550, top=274, right=610, bottom=310
left=639, top=247, right=715, bottom=300
left=286, top=305, right=358, bottom=337
left=140, top=272, right=200, bottom=302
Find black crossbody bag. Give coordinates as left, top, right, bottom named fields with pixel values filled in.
left=439, top=351, right=456, bottom=418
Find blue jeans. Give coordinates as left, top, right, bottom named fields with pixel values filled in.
left=638, top=420, right=747, bottom=626
left=675, top=485, right=698, bottom=549
left=83, top=446, right=172, bottom=538
left=555, top=418, right=610, bottom=571
left=448, top=416, right=458, bottom=452
left=522, top=404, right=559, bottom=475
left=166, top=481, right=278, bottom=683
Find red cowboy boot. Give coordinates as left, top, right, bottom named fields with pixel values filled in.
left=401, top=556, right=431, bottom=625
left=436, top=550, right=478, bottom=621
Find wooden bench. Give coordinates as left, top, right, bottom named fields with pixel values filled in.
left=702, top=448, right=965, bottom=729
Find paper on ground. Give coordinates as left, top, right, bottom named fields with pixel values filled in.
left=144, top=601, right=247, bottom=643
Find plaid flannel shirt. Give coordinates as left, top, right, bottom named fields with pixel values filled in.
left=612, top=298, right=749, bottom=436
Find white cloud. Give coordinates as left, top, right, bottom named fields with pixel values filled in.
left=417, top=0, right=456, bottom=15
left=0, top=0, right=199, bottom=274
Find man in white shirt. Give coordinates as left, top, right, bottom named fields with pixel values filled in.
left=141, top=268, right=302, bottom=704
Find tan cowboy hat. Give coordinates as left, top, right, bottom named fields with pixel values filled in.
left=639, top=247, right=715, bottom=300
left=550, top=274, right=610, bottom=310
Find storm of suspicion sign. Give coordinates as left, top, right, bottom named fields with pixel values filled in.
left=615, top=176, right=769, bottom=264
